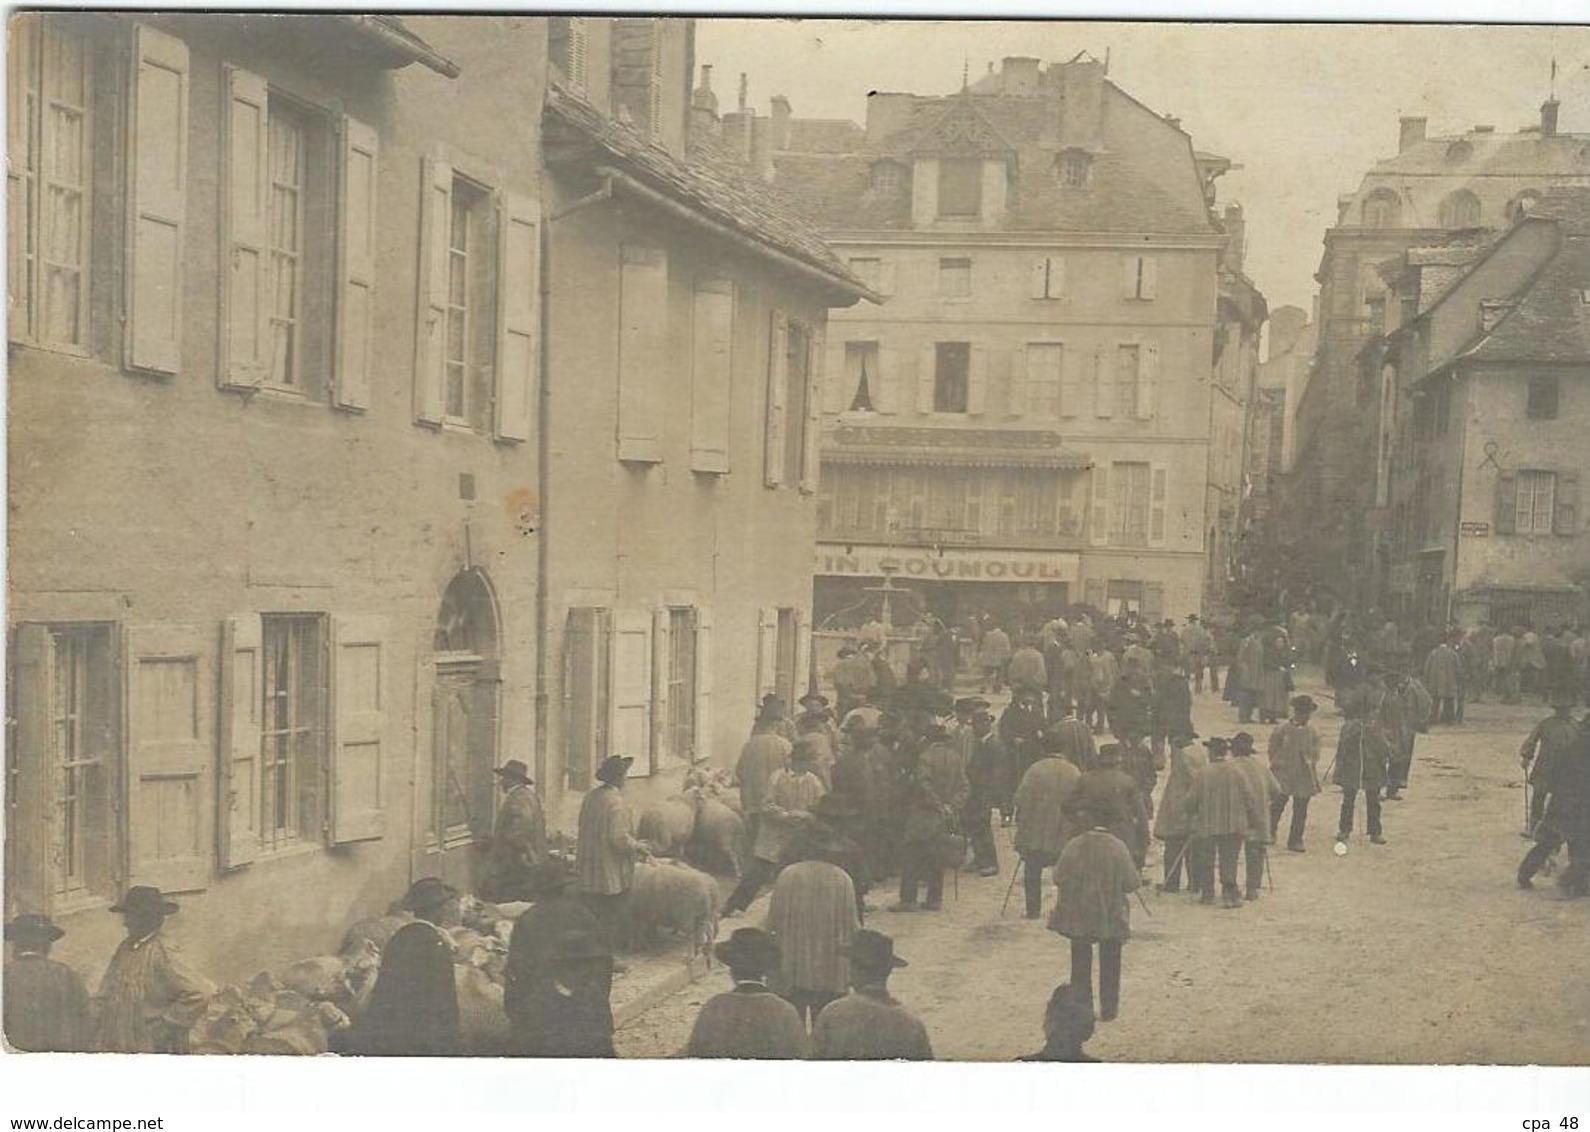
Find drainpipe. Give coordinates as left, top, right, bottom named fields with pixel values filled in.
left=1448, top=367, right=1465, bottom=626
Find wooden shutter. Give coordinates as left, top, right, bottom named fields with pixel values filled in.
left=563, top=608, right=605, bottom=791
left=966, top=344, right=988, bottom=415
left=330, top=615, right=386, bottom=844
left=1094, top=347, right=1112, bottom=418
left=876, top=346, right=899, bottom=414
left=1143, top=582, right=1165, bottom=623
left=1060, top=345, right=1082, bottom=418
left=334, top=115, right=379, bottom=410
left=1090, top=464, right=1110, bottom=546
left=126, top=26, right=189, bottom=374
left=1008, top=345, right=1027, bottom=419
left=764, top=309, right=789, bottom=485
left=794, top=608, right=813, bottom=702
left=823, top=337, right=847, bottom=414
left=756, top=607, right=779, bottom=701
left=800, top=329, right=824, bottom=492
left=217, top=616, right=261, bottom=869
left=609, top=611, right=653, bottom=777
left=8, top=625, right=55, bottom=911
left=1140, top=256, right=1158, bottom=300
left=220, top=66, right=269, bottom=390
left=691, top=280, right=734, bottom=473
left=1121, top=256, right=1139, bottom=300
left=1150, top=465, right=1169, bottom=546
left=1555, top=472, right=1580, bottom=536
left=567, top=17, right=590, bottom=92
left=1495, top=472, right=1517, bottom=534
left=651, top=608, right=671, bottom=771
left=617, top=244, right=667, bottom=463
left=413, top=157, right=451, bottom=425
left=1138, top=342, right=1160, bottom=419
left=1030, top=258, right=1050, bottom=299
left=693, top=607, right=713, bottom=764
left=1048, top=255, right=1065, bottom=299
left=125, top=624, right=210, bottom=893
left=918, top=343, right=938, bottom=413
left=495, top=190, right=539, bottom=441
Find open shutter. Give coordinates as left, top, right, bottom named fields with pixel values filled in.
left=126, top=26, right=189, bottom=374
left=801, top=330, right=824, bottom=492
left=494, top=190, right=539, bottom=441
left=9, top=625, right=55, bottom=911
left=691, top=280, right=734, bottom=473
left=823, top=337, right=847, bottom=414
left=610, top=612, right=653, bottom=777
left=1090, top=464, right=1110, bottom=547
left=651, top=608, right=671, bottom=771
left=756, top=607, right=779, bottom=701
left=1030, top=258, right=1049, bottom=299
left=125, top=624, right=210, bottom=893
left=794, top=609, right=813, bottom=701
left=694, top=608, right=713, bottom=764
left=1495, top=472, right=1517, bottom=534
left=1008, top=345, right=1027, bottom=418
left=217, top=616, right=261, bottom=869
left=618, top=245, right=667, bottom=463
left=1143, top=582, right=1165, bottom=623
left=1140, top=256, right=1158, bottom=300
left=876, top=346, right=899, bottom=414
left=1138, top=342, right=1160, bottom=419
left=1060, top=346, right=1082, bottom=418
left=1094, top=347, right=1113, bottom=418
left=413, top=157, right=451, bottom=424
left=1555, top=472, right=1580, bottom=536
left=1150, top=465, right=1169, bottom=546
left=918, top=343, right=938, bottom=413
left=220, top=66, right=269, bottom=390
left=563, top=608, right=605, bottom=791
left=966, top=344, right=988, bottom=415
left=1048, top=255, right=1066, bottom=299
left=1121, top=256, right=1139, bottom=300
left=764, top=309, right=789, bottom=486
left=330, top=615, right=386, bottom=844
left=334, top=115, right=379, bottom=410
left=878, top=260, right=897, bottom=297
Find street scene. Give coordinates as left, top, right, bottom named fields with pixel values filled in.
left=4, top=13, right=1589, bottom=1072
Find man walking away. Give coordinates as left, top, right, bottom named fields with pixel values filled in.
left=1049, top=807, right=1140, bottom=1021
left=978, top=623, right=1014, bottom=694
left=1008, top=636, right=1048, bottom=703
left=685, top=928, right=807, bottom=1058
left=1269, top=695, right=1322, bottom=851
left=505, top=858, right=617, bottom=1058
left=1519, top=699, right=1581, bottom=835
left=1152, top=732, right=1205, bottom=893
left=892, top=698, right=969, bottom=912
left=1383, top=672, right=1431, bottom=801
left=1230, top=731, right=1282, bottom=901
left=812, top=930, right=933, bottom=1060
left=354, top=878, right=463, bottom=1057
left=1013, top=738, right=1083, bottom=919
left=1185, top=737, right=1262, bottom=908
left=1334, top=692, right=1392, bottom=847
left=1518, top=721, right=1590, bottom=895
left=1065, top=743, right=1150, bottom=871
left=1423, top=636, right=1463, bottom=726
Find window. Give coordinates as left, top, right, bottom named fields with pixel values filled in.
left=939, top=257, right=972, bottom=299
left=783, top=320, right=813, bottom=486
left=1516, top=471, right=1557, bottom=535
left=549, top=16, right=590, bottom=92
left=1114, top=345, right=1141, bottom=419
left=1438, top=189, right=1482, bottom=229
left=1031, top=255, right=1064, bottom=299
left=1057, top=149, right=1092, bottom=187
left=443, top=179, right=497, bottom=423
left=1445, top=140, right=1473, bottom=164
left=264, top=100, right=322, bottom=390
left=934, top=342, right=971, bottom=413
left=871, top=161, right=906, bottom=193
left=1122, top=254, right=1158, bottom=300
left=665, top=608, right=699, bottom=762
left=1361, top=190, right=1402, bottom=228
left=937, top=158, right=983, bottom=218
left=844, top=340, right=880, bottom=412
left=1110, top=461, right=1152, bottom=547
left=260, top=615, right=325, bottom=850
left=1026, top=343, right=1064, bottom=420
left=690, top=280, right=733, bottom=473
left=1527, top=375, right=1560, bottom=420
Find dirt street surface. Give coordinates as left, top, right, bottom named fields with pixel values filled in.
left=617, top=671, right=1590, bottom=1063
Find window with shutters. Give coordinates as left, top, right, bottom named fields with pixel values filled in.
left=1026, top=342, right=1063, bottom=420
left=1123, top=255, right=1157, bottom=301
left=1031, top=256, right=1064, bottom=299
left=260, top=615, right=325, bottom=851
left=260, top=98, right=334, bottom=392
left=844, top=341, right=880, bottom=413
left=549, top=16, right=591, bottom=93
left=444, top=178, right=498, bottom=425
left=1110, top=461, right=1151, bottom=547
left=937, top=159, right=982, bottom=218
left=1114, top=345, right=1141, bottom=418
left=1515, top=471, right=1557, bottom=536
left=1527, top=375, right=1559, bottom=420
left=665, top=608, right=698, bottom=763
left=939, top=257, right=972, bottom=299
left=934, top=342, right=971, bottom=413
left=1057, top=150, right=1092, bottom=188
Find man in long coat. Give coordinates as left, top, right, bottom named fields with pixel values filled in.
left=482, top=759, right=548, bottom=903
left=94, top=887, right=214, bottom=1053
left=1520, top=699, right=1583, bottom=834
left=1258, top=624, right=1293, bottom=724
left=1381, top=672, right=1432, bottom=801
left=577, top=754, right=647, bottom=947
left=505, top=857, right=616, bottom=1057
left=1268, top=695, right=1322, bottom=851
left=1152, top=732, right=1205, bottom=894
left=963, top=707, right=1007, bottom=876
left=1518, top=722, right=1590, bottom=895
left=685, top=929, right=807, bottom=1058
left=1230, top=731, right=1283, bottom=901
left=829, top=713, right=880, bottom=870
left=1334, top=700, right=1393, bottom=846
left=1007, top=638, right=1048, bottom=700
left=998, top=687, right=1049, bottom=806
left=1045, top=634, right=1079, bottom=720
left=1184, top=738, right=1263, bottom=908
left=765, top=835, right=859, bottom=1025
left=1492, top=627, right=1521, bottom=703
left=353, top=877, right=462, bottom=1056
left=978, top=624, right=1014, bottom=694
left=4, top=913, right=90, bottom=1052
left=1181, top=615, right=1216, bottom=694
left=1065, top=744, right=1149, bottom=869
left=1423, top=638, right=1463, bottom=726
left=1108, top=670, right=1153, bottom=745
left=1150, top=664, right=1193, bottom=765
left=736, top=717, right=793, bottom=860
left=1234, top=628, right=1267, bottom=724
left=1049, top=808, right=1140, bottom=1021
left=1013, top=741, right=1083, bottom=919
left=892, top=701, right=969, bottom=912
left=811, top=931, right=932, bottom=1060
left=1047, top=703, right=1099, bottom=771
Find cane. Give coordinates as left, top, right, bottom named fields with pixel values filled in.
left=1162, top=839, right=1192, bottom=891
left=1523, top=781, right=1533, bottom=839
left=1264, top=843, right=1275, bottom=892
left=1001, top=856, right=1023, bottom=918
left=1134, top=888, right=1155, bottom=918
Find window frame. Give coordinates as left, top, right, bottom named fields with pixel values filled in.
left=938, top=256, right=972, bottom=300
left=258, top=613, right=327, bottom=854
left=936, top=158, right=983, bottom=219
left=664, top=607, right=698, bottom=765
left=1109, top=460, right=1152, bottom=547
left=1516, top=470, right=1557, bottom=536
left=1057, top=149, right=1092, bottom=188
left=933, top=341, right=971, bottom=414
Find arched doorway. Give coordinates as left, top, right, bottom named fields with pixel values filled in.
left=431, top=569, right=501, bottom=884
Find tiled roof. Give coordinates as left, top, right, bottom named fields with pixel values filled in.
left=786, top=119, right=865, bottom=154
left=543, top=85, right=868, bottom=295
left=1372, top=129, right=1590, bottom=180
left=1461, top=187, right=1590, bottom=365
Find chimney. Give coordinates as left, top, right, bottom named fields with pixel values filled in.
left=770, top=94, right=792, bottom=151
left=865, top=91, right=917, bottom=145
left=1000, top=56, right=1041, bottom=96
left=720, top=111, right=754, bottom=163
left=1223, top=203, right=1246, bottom=275
left=1057, top=58, right=1106, bottom=152
left=1398, top=115, right=1427, bottom=153
left=751, top=115, right=774, bottom=182
left=1541, top=99, right=1560, bottom=137
left=691, top=64, right=719, bottom=137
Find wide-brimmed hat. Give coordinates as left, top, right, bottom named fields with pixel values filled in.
left=595, top=754, right=635, bottom=785
left=1170, top=730, right=1200, bottom=747
left=492, top=759, right=534, bottom=786
left=798, top=693, right=830, bottom=710
left=761, top=693, right=789, bottom=710
left=109, top=886, right=179, bottom=918
left=714, top=927, right=781, bottom=974
left=954, top=696, right=991, bottom=715
left=1290, top=695, right=1318, bottom=714
left=5, top=912, right=65, bottom=945
left=1230, top=731, right=1256, bottom=754
left=844, top=929, right=907, bottom=972
left=524, top=856, right=578, bottom=898
left=400, top=876, right=460, bottom=915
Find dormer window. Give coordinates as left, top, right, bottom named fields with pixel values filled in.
left=1362, top=189, right=1402, bottom=229
left=1507, top=190, right=1541, bottom=224
left=937, top=158, right=983, bottom=218
left=871, top=160, right=907, bottom=193
left=1445, top=140, right=1473, bottom=164
left=1057, top=149, right=1092, bottom=188
left=1439, top=189, right=1482, bottom=229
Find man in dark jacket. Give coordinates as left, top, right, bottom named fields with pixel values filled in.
left=685, top=928, right=807, bottom=1058
left=354, top=877, right=463, bottom=1056
left=505, top=857, right=615, bottom=1057
left=963, top=707, right=1006, bottom=876
left=998, top=687, right=1049, bottom=795
left=1334, top=699, right=1393, bottom=847
left=1049, top=807, right=1140, bottom=1021
left=4, top=913, right=90, bottom=1052
left=1151, top=664, right=1194, bottom=765
left=482, top=759, right=548, bottom=903
left=1108, top=670, right=1153, bottom=744
left=891, top=698, right=970, bottom=913
left=1065, top=744, right=1150, bottom=869
left=1518, top=720, right=1590, bottom=895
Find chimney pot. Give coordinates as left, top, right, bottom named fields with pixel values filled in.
left=1398, top=116, right=1427, bottom=153
left=1541, top=99, right=1561, bottom=137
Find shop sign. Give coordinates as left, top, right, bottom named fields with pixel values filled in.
left=816, top=545, right=1081, bottom=584
left=1459, top=521, right=1490, bottom=538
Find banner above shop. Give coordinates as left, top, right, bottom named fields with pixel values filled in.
left=816, top=544, right=1081, bottom=584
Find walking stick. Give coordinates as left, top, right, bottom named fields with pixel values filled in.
left=1001, top=856, right=1023, bottom=917
left=1264, top=843, right=1274, bottom=892
left=1134, top=888, right=1154, bottom=918
left=1523, top=781, right=1533, bottom=838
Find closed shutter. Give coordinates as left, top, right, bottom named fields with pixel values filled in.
left=764, top=309, right=789, bottom=485
left=1555, top=472, right=1580, bottom=536
left=567, top=17, right=590, bottom=92
left=1140, top=256, right=1158, bottom=300
left=823, top=337, right=847, bottom=414
left=1048, top=255, right=1066, bottom=299
left=1030, top=257, right=1049, bottom=299
left=1090, top=465, right=1110, bottom=546
left=1121, top=256, right=1139, bottom=300
left=794, top=608, right=813, bottom=702
left=1008, top=345, right=1027, bottom=418
left=691, top=280, right=734, bottom=473
left=8, top=625, right=54, bottom=912
left=217, top=615, right=261, bottom=869
left=334, top=115, right=379, bottom=410
left=1143, top=582, right=1165, bottom=623
left=1138, top=342, right=1160, bottom=419
left=1060, top=346, right=1082, bottom=418
left=918, top=343, right=938, bottom=413
left=126, top=26, right=189, bottom=374
left=1495, top=472, right=1517, bottom=534
left=651, top=608, right=671, bottom=771
left=876, top=346, right=899, bottom=414
left=756, top=607, right=778, bottom=701
left=125, top=624, right=210, bottom=893
left=494, top=191, right=538, bottom=441
left=966, top=343, right=988, bottom=415
left=563, top=608, right=605, bottom=791
left=694, top=607, right=713, bottom=764
left=329, top=615, right=386, bottom=844
left=1150, top=465, right=1169, bottom=546
left=610, top=612, right=653, bottom=777
left=1094, top=347, right=1112, bottom=418
left=413, top=157, right=451, bottom=425
left=619, top=244, right=667, bottom=463
left=220, top=66, right=269, bottom=390
left=801, top=329, right=824, bottom=493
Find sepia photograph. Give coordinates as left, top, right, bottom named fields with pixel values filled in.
left=2, top=3, right=1589, bottom=1108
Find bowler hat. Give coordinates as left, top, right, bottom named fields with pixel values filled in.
left=844, top=929, right=907, bottom=972
left=761, top=693, right=789, bottom=709
left=109, top=886, right=179, bottom=918
left=1230, top=731, right=1256, bottom=754
left=5, top=912, right=64, bottom=945
left=798, top=693, right=830, bottom=710
left=713, top=927, right=780, bottom=975
left=400, top=876, right=460, bottom=915
left=1290, top=695, right=1318, bottom=714
left=595, top=754, right=635, bottom=785
left=492, top=759, right=534, bottom=786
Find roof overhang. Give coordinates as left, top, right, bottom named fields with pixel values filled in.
left=337, top=15, right=460, bottom=78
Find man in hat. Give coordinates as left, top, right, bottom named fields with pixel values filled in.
left=963, top=705, right=1006, bottom=876
left=1520, top=699, right=1583, bottom=835
left=758, top=693, right=798, bottom=744
left=1518, top=721, right=1590, bottom=895
left=1152, top=731, right=1205, bottom=894
left=1185, top=738, right=1263, bottom=908
left=1150, top=662, right=1193, bottom=767
left=685, top=928, right=808, bottom=1058
left=892, top=696, right=969, bottom=913
left=1424, top=635, right=1463, bottom=726
left=1118, top=729, right=1158, bottom=822
left=864, top=641, right=899, bottom=706
left=1020, top=983, right=1099, bottom=1062
left=831, top=711, right=882, bottom=874
left=1085, top=646, right=1119, bottom=735
left=811, top=930, right=933, bottom=1060
left=1181, top=614, right=1216, bottom=694
left=578, top=754, right=649, bottom=948
left=998, top=686, right=1049, bottom=799
left=978, top=622, right=1013, bottom=694
left=353, top=877, right=463, bottom=1056
left=1008, top=636, right=1049, bottom=700
left=725, top=738, right=827, bottom=916
left=1045, top=702, right=1098, bottom=773
left=1044, top=629, right=1079, bottom=723
left=1269, top=695, right=1322, bottom=851
left=523, top=926, right=617, bottom=1057
left=737, top=712, right=793, bottom=857
left=482, top=759, right=548, bottom=903
left=94, top=887, right=215, bottom=1053
left=4, top=913, right=90, bottom=1052
left=1012, top=731, right=1084, bottom=919
left=1065, top=743, right=1150, bottom=870
left=505, top=857, right=614, bottom=1057
left=1334, top=697, right=1392, bottom=846
left=1230, top=732, right=1282, bottom=901
left=1108, top=670, right=1153, bottom=747
left=795, top=696, right=839, bottom=788
left=1383, top=670, right=1433, bottom=801
left=765, top=828, right=859, bottom=1025
left=1233, top=624, right=1267, bottom=724
left=832, top=647, right=876, bottom=718
left=1049, top=804, right=1140, bottom=1022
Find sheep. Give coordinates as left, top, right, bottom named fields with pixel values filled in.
left=687, top=796, right=748, bottom=878
left=243, top=1001, right=350, bottom=1056
left=454, top=965, right=511, bottom=1056
left=629, top=859, right=720, bottom=963
left=636, top=792, right=700, bottom=858
left=277, top=955, right=348, bottom=1003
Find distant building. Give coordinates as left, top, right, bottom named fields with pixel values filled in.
left=770, top=54, right=1253, bottom=631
